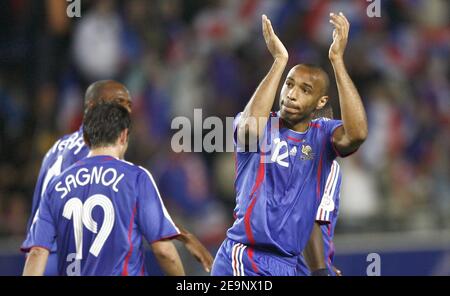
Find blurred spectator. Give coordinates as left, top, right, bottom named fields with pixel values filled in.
left=73, top=0, right=123, bottom=81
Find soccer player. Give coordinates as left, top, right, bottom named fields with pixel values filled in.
left=211, top=13, right=367, bottom=276
left=22, top=80, right=213, bottom=275
left=22, top=102, right=185, bottom=276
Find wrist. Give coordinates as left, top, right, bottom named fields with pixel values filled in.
left=274, top=56, right=288, bottom=65
left=330, top=56, right=345, bottom=66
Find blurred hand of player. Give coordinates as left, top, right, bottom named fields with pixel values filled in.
left=184, top=235, right=214, bottom=273
left=333, top=265, right=343, bottom=276
left=262, top=14, right=288, bottom=61
left=329, top=12, right=350, bottom=62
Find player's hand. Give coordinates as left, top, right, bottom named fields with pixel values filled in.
left=328, top=12, right=350, bottom=62
left=184, top=235, right=214, bottom=273
left=262, top=14, right=288, bottom=61
left=332, top=265, right=343, bottom=276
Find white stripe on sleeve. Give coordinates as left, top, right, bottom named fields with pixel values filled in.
left=139, top=166, right=180, bottom=234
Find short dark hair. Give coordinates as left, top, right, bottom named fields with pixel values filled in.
left=83, top=102, right=131, bottom=148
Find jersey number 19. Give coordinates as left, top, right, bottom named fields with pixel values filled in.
left=63, top=194, right=115, bottom=260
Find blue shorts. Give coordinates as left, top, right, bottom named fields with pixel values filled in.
left=211, top=238, right=298, bottom=276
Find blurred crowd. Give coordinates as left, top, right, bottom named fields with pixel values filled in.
left=0, top=0, right=449, bottom=259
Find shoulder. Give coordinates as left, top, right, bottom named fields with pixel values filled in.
left=111, top=158, right=143, bottom=176
left=132, top=166, right=161, bottom=194
left=311, top=117, right=343, bottom=132
left=41, top=131, right=78, bottom=170
left=114, top=160, right=155, bottom=182
left=43, top=132, right=71, bottom=159
left=310, top=117, right=329, bottom=126
left=46, top=129, right=84, bottom=158
left=136, top=165, right=157, bottom=183
left=116, top=158, right=137, bottom=168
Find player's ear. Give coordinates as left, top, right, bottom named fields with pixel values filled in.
left=316, top=95, right=329, bottom=110
left=118, top=129, right=129, bottom=145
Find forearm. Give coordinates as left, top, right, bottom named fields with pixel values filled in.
left=152, top=241, right=185, bottom=276
left=304, top=222, right=326, bottom=272
left=22, top=247, right=49, bottom=276
left=155, top=253, right=185, bottom=276
left=239, top=58, right=287, bottom=138
left=331, top=58, right=368, bottom=142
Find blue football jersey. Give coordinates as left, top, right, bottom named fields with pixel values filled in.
left=297, top=160, right=342, bottom=276
left=21, top=155, right=180, bottom=276
left=227, top=112, right=343, bottom=258
left=25, top=127, right=89, bottom=252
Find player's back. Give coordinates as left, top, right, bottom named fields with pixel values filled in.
left=26, top=127, right=89, bottom=235
left=41, top=155, right=179, bottom=276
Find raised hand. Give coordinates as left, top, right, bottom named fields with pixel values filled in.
left=329, top=12, right=350, bottom=62
left=262, top=14, right=288, bottom=61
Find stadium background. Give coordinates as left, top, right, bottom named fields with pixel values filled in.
left=0, top=0, right=448, bottom=275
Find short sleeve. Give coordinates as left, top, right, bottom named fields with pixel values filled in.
left=21, top=190, right=56, bottom=253
left=316, top=161, right=342, bottom=224
left=323, top=118, right=360, bottom=158
left=136, top=168, right=180, bottom=243
left=321, top=119, right=344, bottom=159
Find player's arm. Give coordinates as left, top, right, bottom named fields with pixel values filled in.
left=175, top=224, right=213, bottom=273
left=237, top=15, right=288, bottom=144
left=303, top=222, right=328, bottom=275
left=329, top=12, right=368, bottom=156
left=151, top=239, right=185, bottom=276
left=22, top=247, right=49, bottom=276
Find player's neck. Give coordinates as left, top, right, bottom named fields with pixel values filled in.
left=282, top=116, right=312, bottom=133
left=89, top=146, right=122, bottom=160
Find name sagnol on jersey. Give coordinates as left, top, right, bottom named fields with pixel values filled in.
left=54, top=166, right=125, bottom=199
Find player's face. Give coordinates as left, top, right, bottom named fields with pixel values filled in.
left=279, top=66, right=327, bottom=124
left=100, top=85, right=132, bottom=113
left=115, top=97, right=132, bottom=113
left=109, top=88, right=132, bottom=113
